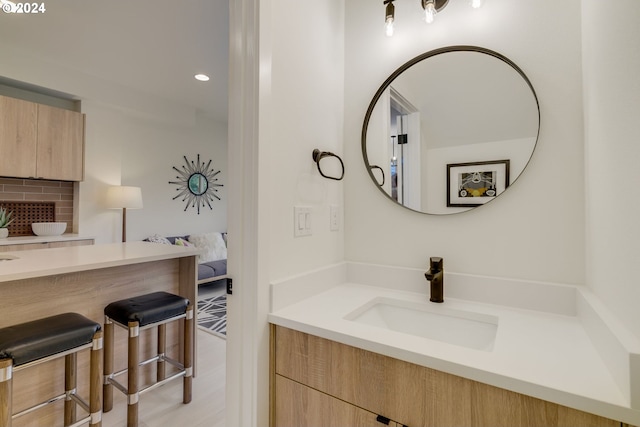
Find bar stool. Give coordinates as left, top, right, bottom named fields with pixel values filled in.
left=102, top=291, right=193, bottom=427
left=0, top=313, right=103, bottom=427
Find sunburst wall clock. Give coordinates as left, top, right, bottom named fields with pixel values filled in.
left=169, top=154, right=223, bottom=214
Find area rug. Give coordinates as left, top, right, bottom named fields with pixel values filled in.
left=197, top=294, right=226, bottom=339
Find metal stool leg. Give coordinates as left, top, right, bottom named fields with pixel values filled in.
left=0, top=358, right=12, bottom=427
left=157, top=323, right=166, bottom=382
left=90, top=330, right=103, bottom=427
left=127, top=321, right=139, bottom=427
left=64, top=353, right=77, bottom=426
left=102, top=318, right=114, bottom=413
left=183, top=304, right=193, bottom=404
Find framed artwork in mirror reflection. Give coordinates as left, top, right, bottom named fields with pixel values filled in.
left=447, top=160, right=510, bottom=208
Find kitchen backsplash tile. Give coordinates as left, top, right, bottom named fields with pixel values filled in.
left=0, top=177, right=75, bottom=231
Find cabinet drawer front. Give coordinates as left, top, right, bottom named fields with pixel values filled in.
left=0, top=240, right=93, bottom=252
left=0, top=242, right=48, bottom=252
left=48, top=239, right=94, bottom=248
left=275, top=374, right=387, bottom=427
left=274, top=326, right=431, bottom=425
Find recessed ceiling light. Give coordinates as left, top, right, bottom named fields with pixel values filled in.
left=194, top=74, right=210, bottom=82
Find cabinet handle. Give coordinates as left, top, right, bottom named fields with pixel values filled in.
left=376, top=415, right=390, bottom=425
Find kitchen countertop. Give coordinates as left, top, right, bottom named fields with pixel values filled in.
left=0, top=234, right=94, bottom=245
left=268, top=262, right=640, bottom=425
left=0, top=241, right=202, bottom=282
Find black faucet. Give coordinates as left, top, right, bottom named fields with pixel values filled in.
left=425, top=257, right=444, bottom=303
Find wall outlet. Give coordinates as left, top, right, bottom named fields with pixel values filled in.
left=330, top=205, right=339, bottom=231
left=294, top=206, right=312, bottom=237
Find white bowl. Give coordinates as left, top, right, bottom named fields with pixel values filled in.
left=31, top=222, right=67, bottom=236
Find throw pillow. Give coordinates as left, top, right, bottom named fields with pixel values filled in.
left=211, top=232, right=228, bottom=259
left=174, top=238, right=193, bottom=247
left=188, top=232, right=227, bottom=263
left=147, top=234, right=172, bottom=245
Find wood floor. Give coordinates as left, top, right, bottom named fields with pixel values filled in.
left=102, top=281, right=227, bottom=427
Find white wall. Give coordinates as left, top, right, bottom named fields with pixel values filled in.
left=120, top=113, right=227, bottom=242
left=0, top=44, right=228, bottom=244
left=266, top=0, right=345, bottom=280
left=344, top=0, right=586, bottom=283
left=81, top=102, right=227, bottom=243
left=582, top=1, right=640, bottom=340
left=226, top=0, right=345, bottom=425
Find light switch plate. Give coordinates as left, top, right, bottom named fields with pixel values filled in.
left=330, top=205, right=339, bottom=231
left=294, top=206, right=312, bottom=237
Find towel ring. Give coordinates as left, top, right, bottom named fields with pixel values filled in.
left=312, top=149, right=345, bottom=181
left=369, top=165, right=385, bottom=187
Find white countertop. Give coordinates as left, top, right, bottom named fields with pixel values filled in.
left=268, top=262, right=640, bottom=425
left=0, top=234, right=94, bottom=246
left=0, top=241, right=201, bottom=282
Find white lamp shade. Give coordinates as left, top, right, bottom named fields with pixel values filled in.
left=106, top=186, right=143, bottom=209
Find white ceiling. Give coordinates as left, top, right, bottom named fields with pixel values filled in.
left=0, top=0, right=229, bottom=121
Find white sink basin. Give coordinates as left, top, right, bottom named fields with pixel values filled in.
left=345, top=297, right=498, bottom=351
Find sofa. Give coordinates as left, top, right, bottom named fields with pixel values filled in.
left=145, top=232, right=227, bottom=285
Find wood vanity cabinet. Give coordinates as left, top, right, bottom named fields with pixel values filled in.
left=0, top=94, right=85, bottom=181
left=271, top=325, right=620, bottom=427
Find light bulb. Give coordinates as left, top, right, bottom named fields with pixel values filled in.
left=470, top=0, right=484, bottom=8
left=424, top=1, right=437, bottom=24
left=384, top=1, right=395, bottom=37
left=385, top=17, right=394, bottom=37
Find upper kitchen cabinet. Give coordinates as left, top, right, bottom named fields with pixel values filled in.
left=0, top=94, right=85, bottom=181
left=0, top=95, right=38, bottom=178
left=36, top=103, right=85, bottom=181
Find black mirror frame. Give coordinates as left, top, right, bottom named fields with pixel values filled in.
left=361, top=45, right=541, bottom=215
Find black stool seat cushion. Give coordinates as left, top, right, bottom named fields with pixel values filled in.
left=0, top=313, right=101, bottom=366
left=105, top=291, right=189, bottom=327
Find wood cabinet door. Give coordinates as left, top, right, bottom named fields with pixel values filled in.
left=275, top=375, right=394, bottom=427
left=0, top=95, right=38, bottom=178
left=36, top=104, right=85, bottom=181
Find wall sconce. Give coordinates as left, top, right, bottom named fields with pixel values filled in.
left=106, top=185, right=143, bottom=242
left=384, top=0, right=483, bottom=36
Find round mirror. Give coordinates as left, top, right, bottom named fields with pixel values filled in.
left=362, top=46, right=540, bottom=215
left=188, top=173, right=209, bottom=196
